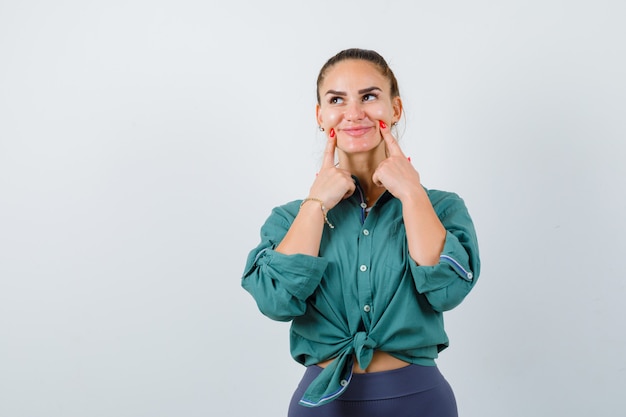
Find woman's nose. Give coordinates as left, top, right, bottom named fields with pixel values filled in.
left=344, top=101, right=365, bottom=121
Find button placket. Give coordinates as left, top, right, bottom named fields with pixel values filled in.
left=356, top=206, right=377, bottom=329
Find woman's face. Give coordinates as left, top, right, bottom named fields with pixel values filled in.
left=316, top=59, right=402, bottom=155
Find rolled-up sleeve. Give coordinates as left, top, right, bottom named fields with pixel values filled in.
left=242, top=205, right=329, bottom=322
left=410, top=193, right=481, bottom=312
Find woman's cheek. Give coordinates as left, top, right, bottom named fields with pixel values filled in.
left=369, top=106, right=387, bottom=121
left=324, top=111, right=340, bottom=127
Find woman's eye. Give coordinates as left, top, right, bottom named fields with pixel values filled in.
left=362, top=93, right=377, bottom=102
left=330, top=96, right=343, bottom=104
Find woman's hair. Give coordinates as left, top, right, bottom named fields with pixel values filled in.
left=316, top=48, right=400, bottom=104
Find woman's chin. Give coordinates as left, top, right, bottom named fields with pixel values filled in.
left=338, top=137, right=384, bottom=154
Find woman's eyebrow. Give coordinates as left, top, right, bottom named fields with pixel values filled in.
left=325, top=89, right=346, bottom=96
left=325, top=86, right=382, bottom=96
left=358, top=86, right=382, bottom=94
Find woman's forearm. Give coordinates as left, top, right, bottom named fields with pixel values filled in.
left=275, top=201, right=326, bottom=256
left=401, top=188, right=446, bottom=266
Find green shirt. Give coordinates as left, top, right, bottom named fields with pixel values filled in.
left=242, top=183, right=480, bottom=407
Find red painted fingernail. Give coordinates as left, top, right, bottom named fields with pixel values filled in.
left=407, top=156, right=411, bottom=162
left=329, top=128, right=335, bottom=138
left=379, top=120, right=387, bottom=129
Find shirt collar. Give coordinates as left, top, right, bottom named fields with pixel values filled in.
left=350, top=175, right=395, bottom=207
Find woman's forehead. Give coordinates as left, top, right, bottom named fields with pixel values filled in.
left=321, top=60, right=389, bottom=91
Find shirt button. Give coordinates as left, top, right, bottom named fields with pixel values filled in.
left=360, top=203, right=367, bottom=209
left=362, top=229, right=369, bottom=236
left=467, top=272, right=474, bottom=280
left=363, top=304, right=371, bottom=313
left=340, top=379, right=348, bottom=387
left=359, top=265, right=367, bottom=272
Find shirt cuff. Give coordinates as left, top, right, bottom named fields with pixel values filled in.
left=411, top=230, right=475, bottom=293
left=250, top=248, right=329, bottom=300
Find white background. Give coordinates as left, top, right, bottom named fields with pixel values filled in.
left=1, top=1, right=625, bottom=416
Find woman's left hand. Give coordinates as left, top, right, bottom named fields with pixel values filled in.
left=372, top=121, right=422, bottom=201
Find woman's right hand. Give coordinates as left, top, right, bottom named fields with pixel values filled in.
left=308, top=131, right=355, bottom=210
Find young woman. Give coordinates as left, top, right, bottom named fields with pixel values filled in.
left=242, top=48, right=480, bottom=417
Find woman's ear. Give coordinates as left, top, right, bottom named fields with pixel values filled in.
left=392, top=97, right=403, bottom=123
left=316, top=104, right=323, bottom=127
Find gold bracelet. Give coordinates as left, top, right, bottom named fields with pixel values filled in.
left=300, top=198, right=335, bottom=229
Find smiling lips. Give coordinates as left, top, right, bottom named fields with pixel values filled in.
left=341, top=126, right=375, bottom=137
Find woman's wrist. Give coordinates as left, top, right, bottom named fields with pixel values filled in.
left=300, top=198, right=334, bottom=229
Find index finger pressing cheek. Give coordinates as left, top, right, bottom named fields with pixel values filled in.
left=321, top=132, right=337, bottom=168
left=379, top=120, right=404, bottom=157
